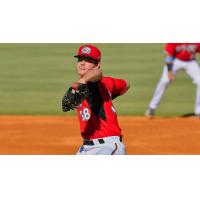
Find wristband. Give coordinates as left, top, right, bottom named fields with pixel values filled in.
left=164, top=56, right=174, bottom=63
left=167, top=63, right=173, bottom=71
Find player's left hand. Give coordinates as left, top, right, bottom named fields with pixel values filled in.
left=168, top=71, right=175, bottom=81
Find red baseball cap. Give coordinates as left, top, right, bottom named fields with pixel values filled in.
left=74, top=44, right=101, bottom=62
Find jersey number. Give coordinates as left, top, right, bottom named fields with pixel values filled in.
left=80, top=108, right=91, bottom=121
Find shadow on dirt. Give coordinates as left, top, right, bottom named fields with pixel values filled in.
left=181, top=112, right=195, bottom=118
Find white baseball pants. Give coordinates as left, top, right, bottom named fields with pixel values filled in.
left=149, top=59, right=200, bottom=115
left=76, top=136, right=126, bottom=155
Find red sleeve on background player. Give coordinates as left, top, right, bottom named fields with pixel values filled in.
left=197, top=44, right=200, bottom=53
left=164, top=43, right=176, bottom=56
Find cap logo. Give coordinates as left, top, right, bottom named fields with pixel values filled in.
left=81, top=47, right=91, bottom=54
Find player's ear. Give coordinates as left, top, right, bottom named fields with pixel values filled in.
left=96, top=62, right=100, bottom=68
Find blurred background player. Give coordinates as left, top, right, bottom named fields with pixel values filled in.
left=64, top=44, right=130, bottom=155
left=146, top=43, right=200, bottom=118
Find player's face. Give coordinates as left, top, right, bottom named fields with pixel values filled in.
left=76, top=57, right=100, bottom=77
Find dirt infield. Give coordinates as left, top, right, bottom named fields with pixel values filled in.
left=0, top=116, right=200, bottom=154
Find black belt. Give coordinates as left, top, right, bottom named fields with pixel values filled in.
left=83, top=136, right=123, bottom=146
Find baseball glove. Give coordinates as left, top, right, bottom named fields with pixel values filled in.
left=62, top=83, right=89, bottom=112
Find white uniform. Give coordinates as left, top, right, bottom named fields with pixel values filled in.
left=148, top=43, right=200, bottom=116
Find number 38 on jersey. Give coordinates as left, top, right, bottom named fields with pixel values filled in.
left=80, top=108, right=91, bottom=121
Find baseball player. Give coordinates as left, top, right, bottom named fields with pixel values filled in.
left=62, top=44, right=130, bottom=155
left=146, top=43, right=200, bottom=117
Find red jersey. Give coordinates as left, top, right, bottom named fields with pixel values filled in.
left=76, top=76, right=128, bottom=140
left=165, top=43, right=200, bottom=61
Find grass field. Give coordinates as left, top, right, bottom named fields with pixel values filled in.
left=0, top=43, right=199, bottom=116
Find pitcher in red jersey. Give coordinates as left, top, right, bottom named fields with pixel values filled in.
left=63, top=44, right=130, bottom=155
left=146, top=43, right=200, bottom=118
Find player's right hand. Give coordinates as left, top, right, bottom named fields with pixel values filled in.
left=168, top=71, right=175, bottom=81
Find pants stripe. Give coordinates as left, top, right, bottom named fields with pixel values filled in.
left=111, top=143, right=118, bottom=155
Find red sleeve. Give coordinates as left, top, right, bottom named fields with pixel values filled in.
left=113, top=78, right=127, bottom=97
left=164, top=43, right=176, bottom=56
left=197, top=44, right=200, bottom=52
left=104, top=77, right=128, bottom=99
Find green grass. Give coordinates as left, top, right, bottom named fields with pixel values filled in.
left=0, top=43, right=199, bottom=116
